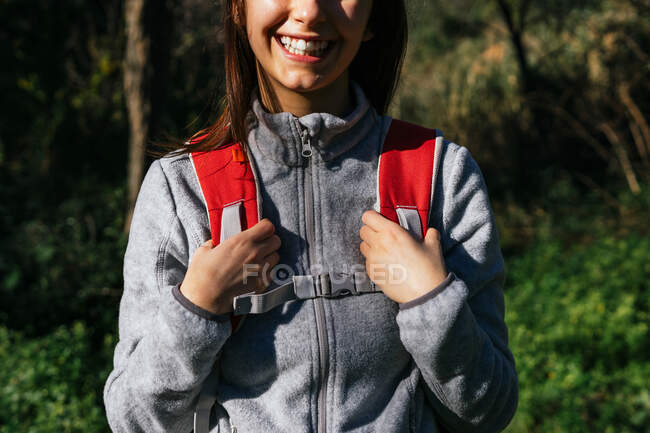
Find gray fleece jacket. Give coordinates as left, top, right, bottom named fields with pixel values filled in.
left=103, top=82, right=518, bottom=433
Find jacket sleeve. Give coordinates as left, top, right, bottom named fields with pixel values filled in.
left=395, top=142, right=518, bottom=433
left=103, top=160, right=232, bottom=432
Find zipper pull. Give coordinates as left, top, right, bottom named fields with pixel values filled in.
left=300, top=128, right=313, bottom=158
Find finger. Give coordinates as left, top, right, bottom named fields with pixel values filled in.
left=361, top=210, right=397, bottom=232
left=424, top=228, right=444, bottom=255
left=255, top=277, right=268, bottom=294
left=359, top=224, right=379, bottom=246
left=423, top=228, right=441, bottom=248
left=360, top=240, right=371, bottom=257
left=262, top=251, right=280, bottom=268
left=256, top=234, right=282, bottom=257
left=254, top=252, right=279, bottom=282
left=258, top=253, right=280, bottom=293
left=201, top=239, right=214, bottom=248
left=425, top=227, right=441, bottom=241
left=246, top=218, right=276, bottom=241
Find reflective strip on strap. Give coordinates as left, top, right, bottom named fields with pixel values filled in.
left=232, top=281, right=296, bottom=316
left=220, top=201, right=243, bottom=242
left=396, top=206, right=423, bottom=241
left=232, top=272, right=380, bottom=315
left=193, top=358, right=220, bottom=433
left=195, top=201, right=244, bottom=433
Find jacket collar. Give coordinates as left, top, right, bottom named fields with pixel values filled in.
left=246, top=81, right=375, bottom=166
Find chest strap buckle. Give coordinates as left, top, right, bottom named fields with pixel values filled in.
left=233, top=271, right=379, bottom=316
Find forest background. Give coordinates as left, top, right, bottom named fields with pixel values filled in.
left=0, top=0, right=648, bottom=432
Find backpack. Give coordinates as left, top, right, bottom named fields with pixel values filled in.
left=188, top=119, right=443, bottom=433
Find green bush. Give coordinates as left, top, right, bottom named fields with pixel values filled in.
left=0, top=322, right=114, bottom=432
left=504, top=235, right=650, bottom=433
left=0, top=177, right=126, bottom=335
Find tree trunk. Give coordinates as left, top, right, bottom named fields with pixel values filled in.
left=599, top=122, right=641, bottom=194
left=496, top=0, right=533, bottom=94
left=124, top=0, right=151, bottom=233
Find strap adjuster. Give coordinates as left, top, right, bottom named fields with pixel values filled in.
left=295, top=272, right=362, bottom=299
left=315, top=273, right=330, bottom=297
left=312, top=272, right=359, bottom=298
left=328, top=272, right=357, bottom=297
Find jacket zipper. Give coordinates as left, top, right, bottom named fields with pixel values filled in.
left=299, top=124, right=328, bottom=433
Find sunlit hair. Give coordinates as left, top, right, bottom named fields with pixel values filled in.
left=156, top=0, right=407, bottom=156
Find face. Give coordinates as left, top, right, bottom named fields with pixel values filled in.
left=243, top=0, right=373, bottom=96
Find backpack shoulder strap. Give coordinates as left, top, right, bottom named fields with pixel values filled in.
left=189, top=141, right=262, bottom=331
left=189, top=141, right=262, bottom=433
left=190, top=142, right=260, bottom=246
left=376, top=118, right=444, bottom=240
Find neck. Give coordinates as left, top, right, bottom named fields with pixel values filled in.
left=258, top=71, right=352, bottom=118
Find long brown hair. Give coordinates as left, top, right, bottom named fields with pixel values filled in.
left=153, top=0, right=408, bottom=157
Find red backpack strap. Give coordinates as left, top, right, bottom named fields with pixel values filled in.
left=377, top=119, right=443, bottom=240
left=190, top=141, right=260, bottom=332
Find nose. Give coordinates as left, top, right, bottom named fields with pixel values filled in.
left=290, top=0, right=326, bottom=26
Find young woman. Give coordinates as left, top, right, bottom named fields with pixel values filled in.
left=103, top=1, right=518, bottom=432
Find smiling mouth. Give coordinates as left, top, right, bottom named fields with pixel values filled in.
left=275, top=35, right=334, bottom=59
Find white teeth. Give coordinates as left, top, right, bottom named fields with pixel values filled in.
left=278, top=36, right=331, bottom=56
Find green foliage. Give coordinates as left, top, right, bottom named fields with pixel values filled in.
left=397, top=0, right=650, bottom=203
left=0, top=322, right=114, bottom=432
left=504, top=234, right=650, bottom=432
left=0, top=176, right=126, bottom=335
left=495, top=176, right=650, bottom=256
left=0, top=0, right=127, bottom=181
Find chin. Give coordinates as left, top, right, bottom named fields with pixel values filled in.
left=280, top=78, right=323, bottom=93
left=280, top=73, right=342, bottom=94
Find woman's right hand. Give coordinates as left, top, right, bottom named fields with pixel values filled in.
left=180, top=218, right=281, bottom=315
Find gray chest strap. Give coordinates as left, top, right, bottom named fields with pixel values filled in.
left=231, top=206, right=424, bottom=316
left=232, top=271, right=380, bottom=315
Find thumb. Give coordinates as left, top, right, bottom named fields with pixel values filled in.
left=423, top=227, right=441, bottom=248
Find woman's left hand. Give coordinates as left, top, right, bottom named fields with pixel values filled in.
left=359, top=210, right=448, bottom=303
